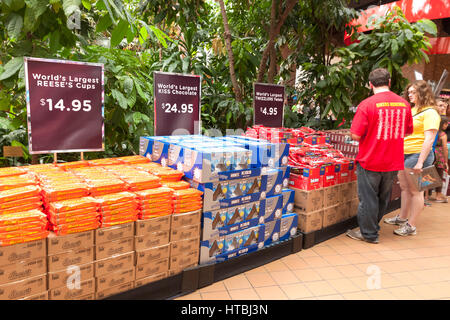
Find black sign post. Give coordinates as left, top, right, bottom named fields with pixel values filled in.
left=253, top=82, right=285, bottom=127
left=154, top=71, right=201, bottom=136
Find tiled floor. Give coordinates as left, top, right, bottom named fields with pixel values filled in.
left=176, top=202, right=450, bottom=300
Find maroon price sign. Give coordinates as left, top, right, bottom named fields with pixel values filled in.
left=253, top=83, right=285, bottom=127
left=154, top=71, right=201, bottom=136
left=24, top=57, right=104, bottom=154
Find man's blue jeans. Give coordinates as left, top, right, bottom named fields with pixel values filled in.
left=356, top=163, right=397, bottom=241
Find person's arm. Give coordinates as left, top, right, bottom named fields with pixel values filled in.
left=350, top=104, right=367, bottom=142
left=442, top=133, right=448, bottom=171
left=413, top=129, right=438, bottom=173
left=351, top=133, right=361, bottom=141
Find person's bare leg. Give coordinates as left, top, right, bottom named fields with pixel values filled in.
left=397, top=171, right=412, bottom=220
left=407, top=190, right=424, bottom=227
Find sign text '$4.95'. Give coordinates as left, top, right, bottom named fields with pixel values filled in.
left=40, top=98, right=92, bottom=112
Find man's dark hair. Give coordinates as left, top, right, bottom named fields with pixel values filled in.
left=368, top=68, right=391, bottom=87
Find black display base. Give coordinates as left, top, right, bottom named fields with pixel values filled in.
left=301, top=198, right=402, bottom=249
left=105, top=232, right=303, bottom=300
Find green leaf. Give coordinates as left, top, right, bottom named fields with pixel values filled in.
left=127, top=88, right=137, bottom=108
left=182, top=56, right=189, bottom=73
left=139, top=26, right=148, bottom=45
left=391, top=39, right=398, bottom=55
left=111, top=89, right=128, bottom=109
left=416, top=19, right=437, bottom=36
left=168, top=62, right=178, bottom=73
left=404, top=29, right=413, bottom=40
left=9, top=0, right=25, bottom=11
left=110, top=19, right=129, bottom=47
left=6, top=13, right=23, bottom=40
left=81, top=0, right=91, bottom=10
left=0, top=57, right=24, bottom=81
left=96, top=14, right=112, bottom=32
left=49, top=31, right=61, bottom=52
left=126, top=27, right=134, bottom=43
left=0, top=118, right=13, bottom=131
left=122, top=77, right=134, bottom=95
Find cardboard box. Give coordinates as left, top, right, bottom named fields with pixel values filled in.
left=171, top=210, right=201, bottom=229
left=48, top=262, right=94, bottom=290
left=135, top=258, right=170, bottom=280
left=263, top=219, right=281, bottom=246
left=261, top=195, right=283, bottom=223
left=291, top=187, right=324, bottom=213
left=281, top=189, right=295, bottom=214
left=95, top=223, right=134, bottom=244
left=78, top=293, right=96, bottom=300
left=134, top=230, right=170, bottom=251
left=350, top=198, right=359, bottom=217
left=339, top=182, right=353, bottom=203
left=0, top=274, right=47, bottom=300
left=47, top=230, right=94, bottom=255
left=336, top=201, right=350, bottom=222
left=95, top=237, right=134, bottom=261
left=170, top=238, right=200, bottom=257
left=135, top=244, right=170, bottom=266
left=323, top=205, right=339, bottom=228
left=349, top=180, right=358, bottom=198
left=96, top=281, right=134, bottom=300
left=48, top=247, right=94, bottom=272
left=0, top=239, right=46, bottom=267
left=49, top=278, right=95, bottom=300
left=0, top=256, right=47, bottom=285
left=135, top=215, right=171, bottom=236
left=323, top=185, right=341, bottom=208
left=95, top=252, right=134, bottom=277
left=265, top=168, right=284, bottom=197
left=96, top=267, right=135, bottom=292
left=296, top=209, right=323, bottom=233
left=170, top=224, right=200, bottom=242
left=169, top=250, right=199, bottom=271
left=134, top=272, right=167, bottom=288
left=20, top=291, right=49, bottom=300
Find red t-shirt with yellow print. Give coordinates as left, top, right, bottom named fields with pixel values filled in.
left=351, top=91, right=414, bottom=172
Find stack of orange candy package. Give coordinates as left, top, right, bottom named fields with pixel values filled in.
left=172, top=188, right=203, bottom=214
left=0, top=167, right=48, bottom=246
left=134, top=187, right=174, bottom=219
left=25, top=164, right=99, bottom=236
left=94, top=191, right=139, bottom=228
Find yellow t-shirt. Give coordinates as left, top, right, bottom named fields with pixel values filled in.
left=404, top=106, right=440, bottom=154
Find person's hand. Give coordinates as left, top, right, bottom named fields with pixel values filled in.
left=413, top=162, right=423, bottom=174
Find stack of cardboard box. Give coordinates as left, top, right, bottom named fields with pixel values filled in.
left=94, top=223, right=135, bottom=299
left=293, top=180, right=358, bottom=233
left=47, top=231, right=96, bottom=300
left=0, top=239, right=47, bottom=300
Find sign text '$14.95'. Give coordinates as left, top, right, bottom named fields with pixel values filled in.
left=39, top=99, right=92, bottom=112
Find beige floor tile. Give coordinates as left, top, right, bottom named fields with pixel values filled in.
left=223, top=274, right=252, bottom=290
left=175, top=292, right=202, bottom=300
left=409, top=283, right=444, bottom=300
left=264, top=260, right=289, bottom=272
left=314, top=266, right=344, bottom=280
left=270, top=270, right=300, bottom=285
left=281, top=255, right=310, bottom=270
left=246, top=272, right=276, bottom=288
left=311, top=245, right=338, bottom=256
left=201, top=290, right=231, bottom=300
left=244, top=265, right=268, bottom=275
left=199, top=281, right=227, bottom=293
left=292, top=268, right=323, bottom=282
left=359, top=251, right=386, bottom=263
left=350, top=276, right=373, bottom=291
left=429, top=282, right=450, bottom=299
left=379, top=273, right=404, bottom=288
left=340, top=253, right=367, bottom=264
left=350, top=243, right=375, bottom=254
left=303, top=256, right=331, bottom=268
left=316, top=294, right=345, bottom=300
left=296, top=248, right=320, bottom=258
left=280, top=283, right=314, bottom=299
left=365, top=288, right=397, bottom=300
left=328, top=278, right=361, bottom=294
left=342, top=291, right=371, bottom=300
left=411, top=269, right=448, bottom=284
left=305, top=280, right=338, bottom=296
left=254, top=286, right=289, bottom=300
left=378, top=250, right=405, bottom=261
left=330, top=245, right=356, bottom=255
left=335, top=264, right=366, bottom=278
left=390, top=271, right=424, bottom=286
left=387, top=286, right=424, bottom=300
left=228, top=288, right=261, bottom=300
left=322, top=254, right=351, bottom=266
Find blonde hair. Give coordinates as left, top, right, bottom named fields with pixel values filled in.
left=404, top=80, right=437, bottom=112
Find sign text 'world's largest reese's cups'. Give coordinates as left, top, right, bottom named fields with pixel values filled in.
left=24, top=57, right=104, bottom=154
left=253, top=82, right=285, bottom=128
left=154, top=71, right=201, bottom=136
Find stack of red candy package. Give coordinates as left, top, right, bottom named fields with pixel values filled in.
left=244, top=125, right=356, bottom=190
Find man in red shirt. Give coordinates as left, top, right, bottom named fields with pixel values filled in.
left=346, top=68, right=413, bottom=243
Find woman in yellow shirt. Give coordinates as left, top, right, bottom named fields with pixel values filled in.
left=384, top=80, right=440, bottom=236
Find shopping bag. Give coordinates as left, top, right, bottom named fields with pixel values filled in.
left=405, top=166, right=442, bottom=192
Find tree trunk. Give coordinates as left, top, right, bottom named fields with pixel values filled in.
left=217, top=0, right=243, bottom=102
left=267, top=45, right=277, bottom=83
left=257, top=0, right=297, bottom=83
